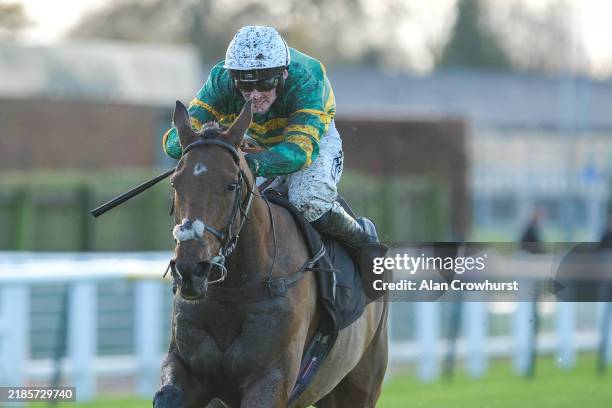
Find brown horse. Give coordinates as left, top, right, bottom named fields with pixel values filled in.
left=153, top=100, right=389, bottom=408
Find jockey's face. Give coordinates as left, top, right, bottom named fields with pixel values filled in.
left=239, top=69, right=289, bottom=114
left=240, top=88, right=277, bottom=114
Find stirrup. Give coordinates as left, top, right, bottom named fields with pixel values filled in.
left=355, top=242, right=389, bottom=301
left=356, top=217, right=380, bottom=244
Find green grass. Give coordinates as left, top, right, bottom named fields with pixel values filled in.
left=379, top=355, right=611, bottom=408
left=21, top=355, right=611, bottom=408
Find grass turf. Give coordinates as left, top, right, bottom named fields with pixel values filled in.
left=379, top=354, right=611, bottom=408
left=23, top=355, right=611, bottom=408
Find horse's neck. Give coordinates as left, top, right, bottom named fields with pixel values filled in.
left=223, top=192, right=274, bottom=287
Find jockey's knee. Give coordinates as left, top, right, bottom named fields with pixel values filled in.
left=288, top=192, right=334, bottom=223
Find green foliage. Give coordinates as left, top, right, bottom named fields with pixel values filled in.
left=340, top=171, right=449, bottom=243
left=0, top=168, right=450, bottom=251
left=437, top=0, right=511, bottom=71
left=0, top=169, right=175, bottom=251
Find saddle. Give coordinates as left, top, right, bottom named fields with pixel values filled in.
left=263, top=190, right=369, bottom=403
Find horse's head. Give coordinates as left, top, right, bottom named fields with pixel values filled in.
left=169, top=100, right=253, bottom=300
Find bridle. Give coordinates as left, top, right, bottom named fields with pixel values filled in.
left=167, top=137, right=255, bottom=285
left=164, top=132, right=323, bottom=306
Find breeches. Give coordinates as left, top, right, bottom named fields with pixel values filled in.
left=256, top=120, right=343, bottom=222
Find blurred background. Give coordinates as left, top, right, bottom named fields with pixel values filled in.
left=0, top=0, right=611, bottom=406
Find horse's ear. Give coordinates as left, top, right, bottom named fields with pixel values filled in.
left=173, top=100, right=196, bottom=148
left=224, top=100, right=252, bottom=147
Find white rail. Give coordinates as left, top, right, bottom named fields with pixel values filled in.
left=0, top=252, right=170, bottom=401
left=0, top=252, right=610, bottom=401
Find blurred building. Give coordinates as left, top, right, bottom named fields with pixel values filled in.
left=0, top=40, right=202, bottom=169
left=329, top=68, right=612, bottom=240
left=0, top=40, right=201, bottom=105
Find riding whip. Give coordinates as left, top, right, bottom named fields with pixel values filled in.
left=90, top=168, right=175, bottom=218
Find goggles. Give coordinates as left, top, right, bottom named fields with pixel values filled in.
left=234, top=76, right=281, bottom=93
left=230, top=68, right=284, bottom=93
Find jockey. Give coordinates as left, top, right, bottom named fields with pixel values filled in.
left=163, top=26, right=383, bottom=257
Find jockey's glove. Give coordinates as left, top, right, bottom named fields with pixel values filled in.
left=245, top=154, right=261, bottom=176
left=245, top=148, right=304, bottom=178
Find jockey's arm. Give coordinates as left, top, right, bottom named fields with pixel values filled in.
left=245, top=109, right=329, bottom=178
left=162, top=64, right=229, bottom=159
left=162, top=99, right=217, bottom=159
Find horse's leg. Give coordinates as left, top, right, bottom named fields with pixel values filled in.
left=237, top=368, right=289, bottom=408
left=315, top=302, right=389, bottom=408
left=154, top=345, right=213, bottom=408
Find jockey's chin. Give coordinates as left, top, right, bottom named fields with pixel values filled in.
left=241, top=89, right=277, bottom=114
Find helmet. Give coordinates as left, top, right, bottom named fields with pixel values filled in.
left=224, top=26, right=290, bottom=71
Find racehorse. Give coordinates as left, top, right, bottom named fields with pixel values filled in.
left=153, top=100, right=389, bottom=408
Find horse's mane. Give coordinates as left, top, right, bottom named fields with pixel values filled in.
left=199, top=120, right=259, bottom=154
left=198, top=121, right=227, bottom=139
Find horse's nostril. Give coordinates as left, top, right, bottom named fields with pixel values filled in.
left=175, top=261, right=210, bottom=278
left=193, top=261, right=212, bottom=278
left=175, top=261, right=193, bottom=277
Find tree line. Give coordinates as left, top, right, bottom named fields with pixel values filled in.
left=0, top=0, right=596, bottom=75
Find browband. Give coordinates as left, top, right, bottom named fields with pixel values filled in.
left=182, top=138, right=241, bottom=163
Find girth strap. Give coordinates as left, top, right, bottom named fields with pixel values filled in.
left=204, top=244, right=326, bottom=303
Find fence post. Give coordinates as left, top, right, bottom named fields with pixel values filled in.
left=464, top=301, right=487, bottom=377
left=417, top=301, right=439, bottom=381
left=556, top=302, right=575, bottom=369
left=513, top=292, right=535, bottom=375
left=135, top=280, right=163, bottom=397
left=0, top=285, right=29, bottom=387
left=597, top=301, right=612, bottom=373
left=69, top=282, right=97, bottom=401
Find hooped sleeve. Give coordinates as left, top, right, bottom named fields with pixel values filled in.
left=162, top=63, right=231, bottom=159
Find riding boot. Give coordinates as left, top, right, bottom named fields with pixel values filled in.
left=311, top=202, right=390, bottom=301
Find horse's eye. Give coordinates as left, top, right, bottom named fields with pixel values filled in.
left=227, top=182, right=238, bottom=192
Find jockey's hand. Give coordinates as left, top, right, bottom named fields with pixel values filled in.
left=245, top=154, right=260, bottom=176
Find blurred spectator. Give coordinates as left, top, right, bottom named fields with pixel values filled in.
left=518, top=206, right=547, bottom=378
left=520, top=207, right=546, bottom=254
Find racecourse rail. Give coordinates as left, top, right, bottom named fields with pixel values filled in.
left=0, top=250, right=610, bottom=402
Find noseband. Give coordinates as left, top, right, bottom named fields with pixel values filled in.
left=168, top=137, right=255, bottom=285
